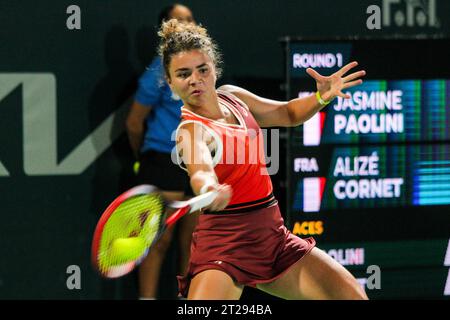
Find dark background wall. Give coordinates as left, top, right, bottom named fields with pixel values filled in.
left=0, top=0, right=448, bottom=299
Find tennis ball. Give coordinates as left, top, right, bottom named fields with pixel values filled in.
left=110, top=237, right=146, bottom=264
left=133, top=161, right=140, bottom=175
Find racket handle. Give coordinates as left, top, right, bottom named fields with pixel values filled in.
left=166, top=205, right=191, bottom=226
left=187, top=191, right=218, bottom=212
left=170, top=191, right=218, bottom=213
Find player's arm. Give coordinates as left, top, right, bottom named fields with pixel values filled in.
left=218, top=84, right=314, bottom=127
left=125, top=101, right=152, bottom=158
left=176, top=122, right=232, bottom=211
left=218, top=61, right=365, bottom=128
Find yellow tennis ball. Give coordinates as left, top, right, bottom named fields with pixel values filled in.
left=110, top=237, right=146, bottom=264
left=133, top=161, right=140, bottom=175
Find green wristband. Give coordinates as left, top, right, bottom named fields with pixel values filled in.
left=316, top=91, right=331, bottom=106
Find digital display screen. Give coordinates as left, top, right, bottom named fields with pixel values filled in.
left=291, top=144, right=450, bottom=212
left=292, top=80, right=450, bottom=145
left=285, top=39, right=450, bottom=299
left=289, top=43, right=352, bottom=78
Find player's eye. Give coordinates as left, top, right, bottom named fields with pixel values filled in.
left=177, top=71, right=190, bottom=79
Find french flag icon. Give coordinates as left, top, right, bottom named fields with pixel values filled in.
left=303, top=112, right=326, bottom=146
left=303, top=177, right=326, bottom=212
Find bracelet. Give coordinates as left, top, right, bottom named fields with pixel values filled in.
left=316, top=91, right=331, bottom=106
left=199, top=182, right=215, bottom=195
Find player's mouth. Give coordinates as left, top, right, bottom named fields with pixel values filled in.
left=191, top=90, right=203, bottom=96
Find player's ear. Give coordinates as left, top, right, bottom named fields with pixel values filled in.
left=212, top=65, right=220, bottom=83
left=165, top=74, right=172, bottom=85
left=166, top=75, right=176, bottom=93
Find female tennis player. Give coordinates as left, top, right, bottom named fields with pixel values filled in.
left=159, top=19, right=368, bottom=300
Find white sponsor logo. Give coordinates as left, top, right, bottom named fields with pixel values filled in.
left=367, top=0, right=439, bottom=30
left=0, top=73, right=128, bottom=176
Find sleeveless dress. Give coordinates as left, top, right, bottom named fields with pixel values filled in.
left=175, top=90, right=316, bottom=297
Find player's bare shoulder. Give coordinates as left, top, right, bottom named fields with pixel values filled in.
left=217, top=85, right=251, bottom=111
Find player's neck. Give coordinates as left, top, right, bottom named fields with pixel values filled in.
left=184, top=91, right=225, bottom=120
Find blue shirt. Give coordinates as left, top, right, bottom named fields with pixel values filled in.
left=135, top=56, right=183, bottom=154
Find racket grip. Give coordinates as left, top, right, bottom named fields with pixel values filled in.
left=166, top=205, right=191, bottom=226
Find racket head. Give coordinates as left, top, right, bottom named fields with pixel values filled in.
left=91, top=185, right=166, bottom=278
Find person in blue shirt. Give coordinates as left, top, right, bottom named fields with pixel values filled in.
left=125, top=3, right=196, bottom=299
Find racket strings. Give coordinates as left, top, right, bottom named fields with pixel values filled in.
left=98, top=193, right=164, bottom=273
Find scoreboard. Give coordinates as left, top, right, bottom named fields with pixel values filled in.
left=294, top=80, right=450, bottom=145
left=292, top=144, right=450, bottom=211
left=284, top=39, right=450, bottom=299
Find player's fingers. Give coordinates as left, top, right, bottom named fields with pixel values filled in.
left=342, top=70, right=366, bottom=82
left=342, top=79, right=363, bottom=89
left=209, top=199, right=227, bottom=211
left=209, top=185, right=232, bottom=211
left=306, top=68, right=325, bottom=82
left=337, top=91, right=351, bottom=99
left=337, top=61, right=358, bottom=76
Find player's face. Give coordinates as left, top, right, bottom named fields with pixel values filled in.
left=167, top=49, right=217, bottom=107
left=170, top=5, right=195, bottom=24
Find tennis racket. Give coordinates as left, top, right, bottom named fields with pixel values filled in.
left=91, top=184, right=217, bottom=278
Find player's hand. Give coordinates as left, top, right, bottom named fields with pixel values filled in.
left=306, top=61, right=366, bottom=102
left=206, top=184, right=233, bottom=211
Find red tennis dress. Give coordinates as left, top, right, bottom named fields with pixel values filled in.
left=176, top=90, right=315, bottom=297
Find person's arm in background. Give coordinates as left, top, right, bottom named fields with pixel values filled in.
left=125, top=57, right=163, bottom=159
left=126, top=101, right=152, bottom=159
